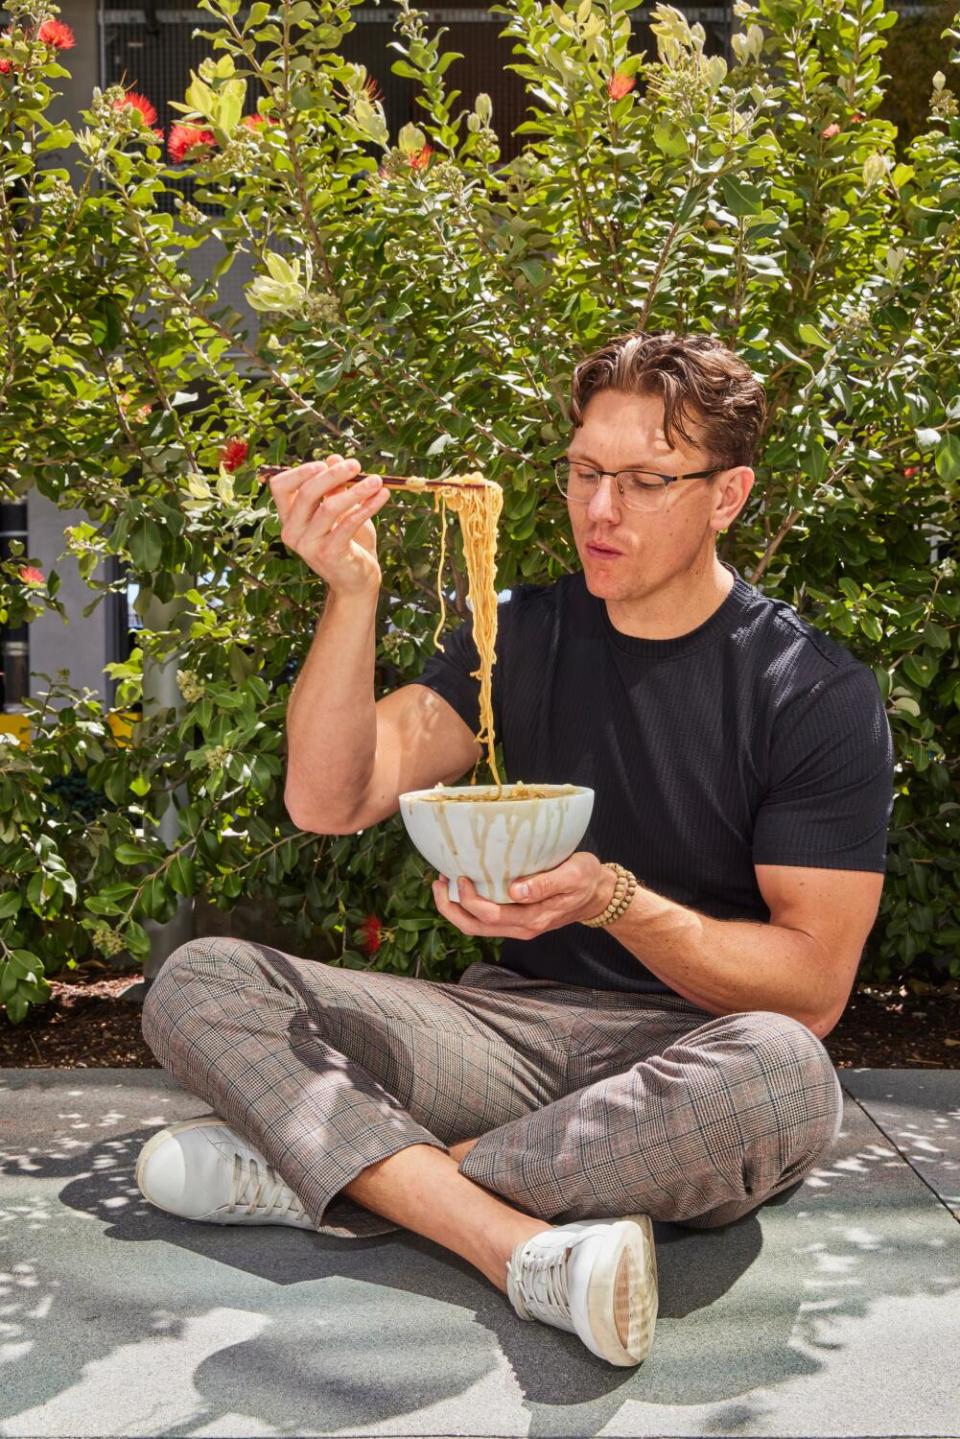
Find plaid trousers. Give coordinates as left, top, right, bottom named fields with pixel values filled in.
left=141, top=939, right=844, bottom=1240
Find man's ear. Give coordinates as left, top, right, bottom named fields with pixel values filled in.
left=714, top=467, right=754, bottom=533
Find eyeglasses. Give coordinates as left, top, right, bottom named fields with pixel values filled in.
left=553, top=459, right=725, bottom=513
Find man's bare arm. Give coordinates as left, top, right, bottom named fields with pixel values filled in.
left=600, top=864, right=884, bottom=1036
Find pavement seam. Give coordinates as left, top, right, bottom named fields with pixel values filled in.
left=839, top=1080, right=960, bottom=1226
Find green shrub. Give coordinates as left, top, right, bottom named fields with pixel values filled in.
left=1, top=0, right=958, bottom=1025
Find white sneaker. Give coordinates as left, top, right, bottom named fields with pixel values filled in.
left=135, top=1116, right=315, bottom=1229
left=506, top=1215, right=658, bottom=1366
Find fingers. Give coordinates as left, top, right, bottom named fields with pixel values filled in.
left=274, top=459, right=387, bottom=546
left=432, top=875, right=537, bottom=939
left=265, top=455, right=368, bottom=528
left=324, top=473, right=386, bottom=535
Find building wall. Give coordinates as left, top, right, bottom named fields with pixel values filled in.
left=48, top=0, right=98, bottom=135
left=9, top=1, right=115, bottom=709
left=26, top=492, right=114, bottom=705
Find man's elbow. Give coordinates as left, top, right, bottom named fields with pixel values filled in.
left=807, top=1010, right=840, bottom=1041
left=284, top=793, right=362, bottom=835
left=806, top=983, right=856, bottom=1041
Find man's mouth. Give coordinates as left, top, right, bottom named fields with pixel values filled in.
left=586, top=542, right=622, bottom=556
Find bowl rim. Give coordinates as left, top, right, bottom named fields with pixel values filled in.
left=399, top=782, right=594, bottom=805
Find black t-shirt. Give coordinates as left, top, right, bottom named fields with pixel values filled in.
left=414, top=563, right=895, bottom=994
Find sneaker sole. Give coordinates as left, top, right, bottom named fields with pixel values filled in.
left=586, top=1216, right=658, bottom=1366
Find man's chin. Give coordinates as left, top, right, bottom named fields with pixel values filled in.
left=580, top=567, right=625, bottom=599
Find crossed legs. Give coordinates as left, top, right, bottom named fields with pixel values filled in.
left=142, top=939, right=843, bottom=1275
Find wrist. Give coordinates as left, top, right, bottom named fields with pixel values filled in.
left=595, top=863, right=618, bottom=915
left=582, top=861, right=640, bottom=928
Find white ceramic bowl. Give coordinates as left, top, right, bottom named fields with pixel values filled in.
left=399, top=782, right=595, bottom=904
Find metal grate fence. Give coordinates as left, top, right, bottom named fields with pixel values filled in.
left=100, top=3, right=737, bottom=178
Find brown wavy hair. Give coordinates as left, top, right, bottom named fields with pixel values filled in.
left=568, top=330, right=767, bottom=473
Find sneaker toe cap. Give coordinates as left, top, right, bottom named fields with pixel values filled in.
left=137, top=1129, right=215, bottom=1220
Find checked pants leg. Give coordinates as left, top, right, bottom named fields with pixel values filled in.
left=141, top=939, right=578, bottom=1239
left=458, top=991, right=844, bottom=1230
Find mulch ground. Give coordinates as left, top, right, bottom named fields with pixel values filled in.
left=2, top=961, right=959, bottom=1070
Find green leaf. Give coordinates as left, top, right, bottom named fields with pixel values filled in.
left=934, top=434, right=960, bottom=483
left=0, top=891, right=21, bottom=919
left=128, top=519, right=164, bottom=574
left=798, top=323, right=830, bottom=349
left=114, top=843, right=148, bottom=866
left=168, top=853, right=196, bottom=897
left=720, top=174, right=763, bottom=216
left=124, top=920, right=152, bottom=960
left=5, top=993, right=29, bottom=1025
left=90, top=299, right=123, bottom=351
left=653, top=122, right=689, bottom=157
left=872, top=666, right=892, bottom=702
left=902, top=654, right=937, bottom=689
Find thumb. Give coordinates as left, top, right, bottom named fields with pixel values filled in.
left=510, top=877, right=535, bottom=901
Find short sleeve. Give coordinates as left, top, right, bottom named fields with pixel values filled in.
left=414, top=595, right=510, bottom=741
left=752, top=663, right=895, bottom=873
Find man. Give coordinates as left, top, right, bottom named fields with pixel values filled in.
left=137, top=331, right=894, bottom=1369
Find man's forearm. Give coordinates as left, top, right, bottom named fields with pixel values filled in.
left=601, top=880, right=836, bottom=1036
left=285, top=588, right=379, bottom=829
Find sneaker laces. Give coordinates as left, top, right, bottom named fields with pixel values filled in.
left=228, top=1149, right=310, bottom=1223
left=507, top=1240, right=576, bottom=1334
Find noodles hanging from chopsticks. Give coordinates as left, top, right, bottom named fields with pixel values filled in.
left=405, top=471, right=503, bottom=792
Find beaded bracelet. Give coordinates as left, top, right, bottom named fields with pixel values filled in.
left=582, top=862, right=639, bottom=928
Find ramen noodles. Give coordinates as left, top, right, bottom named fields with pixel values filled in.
left=401, top=471, right=503, bottom=791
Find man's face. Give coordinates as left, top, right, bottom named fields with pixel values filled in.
left=565, top=389, right=743, bottom=602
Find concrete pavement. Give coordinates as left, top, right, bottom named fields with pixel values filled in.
left=1, top=1067, right=958, bottom=1438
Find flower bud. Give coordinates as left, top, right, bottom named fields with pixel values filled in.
left=862, top=152, right=890, bottom=188
left=885, top=246, right=906, bottom=280
left=398, top=122, right=427, bottom=156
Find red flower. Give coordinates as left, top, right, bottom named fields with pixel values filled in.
left=19, top=566, right=45, bottom=585
left=220, top=437, right=249, bottom=472
left=903, top=466, right=919, bottom=478
left=37, top=19, right=74, bottom=49
left=850, top=112, right=866, bottom=124
left=821, top=122, right=841, bottom=139
left=408, top=144, right=433, bottom=171
left=607, top=71, right=636, bottom=101
left=359, top=914, right=382, bottom=956
left=115, top=91, right=158, bottom=127
left=363, top=75, right=384, bottom=103
left=0, top=59, right=11, bottom=75
left=168, top=123, right=217, bottom=163
left=240, top=113, right=277, bottom=131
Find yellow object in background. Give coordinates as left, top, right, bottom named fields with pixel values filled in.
left=0, top=711, right=138, bottom=748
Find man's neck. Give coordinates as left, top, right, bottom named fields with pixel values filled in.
left=604, top=558, right=736, bottom=641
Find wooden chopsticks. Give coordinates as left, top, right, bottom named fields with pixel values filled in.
left=257, top=465, right=487, bottom=490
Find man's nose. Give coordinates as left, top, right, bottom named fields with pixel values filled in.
left=586, top=474, right=622, bottom=520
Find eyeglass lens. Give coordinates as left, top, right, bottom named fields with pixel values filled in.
left=556, top=461, right=668, bottom=511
